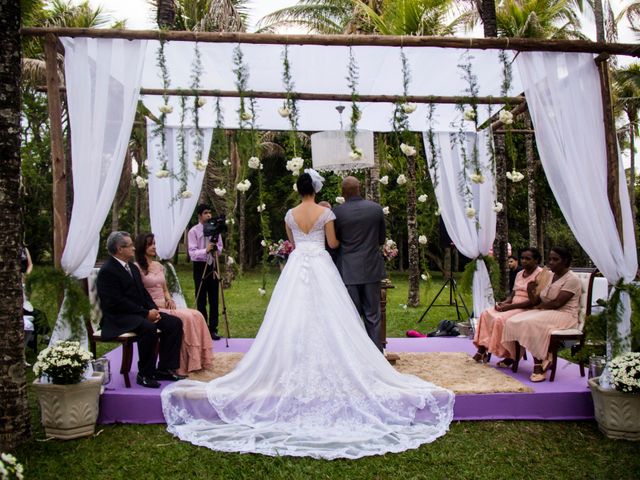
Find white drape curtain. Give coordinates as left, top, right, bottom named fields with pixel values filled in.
left=49, top=38, right=147, bottom=347
left=516, top=52, right=638, bottom=351
left=147, top=123, right=213, bottom=306
left=423, top=131, right=497, bottom=319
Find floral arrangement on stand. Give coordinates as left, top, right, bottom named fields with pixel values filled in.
left=0, top=453, right=24, bottom=480
left=609, top=352, right=640, bottom=394
left=33, top=340, right=93, bottom=385
left=382, top=239, right=398, bottom=262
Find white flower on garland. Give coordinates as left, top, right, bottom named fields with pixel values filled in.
left=257, top=203, right=266, bottom=213
left=492, top=202, right=504, bottom=213
left=382, top=206, right=389, bottom=215
left=349, top=148, right=364, bottom=160
left=222, top=158, right=230, bottom=166
left=226, top=256, right=235, bottom=265
left=240, top=111, right=253, bottom=121
left=463, top=108, right=476, bottom=121
left=197, top=97, right=207, bottom=108
left=418, top=235, right=428, bottom=245
left=379, top=175, right=389, bottom=185
left=260, top=239, right=267, bottom=247
left=0, top=452, right=23, bottom=480
left=258, top=288, right=266, bottom=296
left=293, top=183, right=298, bottom=192
left=499, top=109, right=514, bottom=125
left=401, top=103, right=417, bottom=114
left=193, top=160, right=208, bottom=172
left=155, top=169, right=170, bottom=179
left=418, top=194, right=427, bottom=203
left=609, top=352, right=640, bottom=394
left=214, top=187, right=226, bottom=197
left=400, top=143, right=416, bottom=157
left=396, top=174, right=407, bottom=186
left=159, top=104, right=173, bottom=114
left=470, top=172, right=485, bottom=184
left=225, top=217, right=235, bottom=225
left=135, top=175, right=147, bottom=189
left=335, top=196, right=345, bottom=205
left=421, top=273, right=429, bottom=281
left=180, top=190, right=193, bottom=199
left=248, top=156, right=262, bottom=169
left=435, top=207, right=442, bottom=216
left=465, top=207, right=476, bottom=218
left=236, top=179, right=251, bottom=193
left=506, top=170, right=525, bottom=182
left=278, top=106, right=291, bottom=118
left=286, top=157, right=304, bottom=175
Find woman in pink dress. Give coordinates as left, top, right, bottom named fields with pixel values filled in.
left=134, top=233, right=214, bottom=376
left=502, top=246, right=582, bottom=382
left=472, top=247, right=545, bottom=368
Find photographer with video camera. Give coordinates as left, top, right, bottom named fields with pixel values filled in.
left=188, top=204, right=225, bottom=340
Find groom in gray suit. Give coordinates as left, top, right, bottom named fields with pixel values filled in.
left=333, top=176, right=386, bottom=352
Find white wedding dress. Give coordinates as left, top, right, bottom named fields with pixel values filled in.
left=161, top=208, right=454, bottom=459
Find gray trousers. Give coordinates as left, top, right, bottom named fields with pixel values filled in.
left=346, top=282, right=382, bottom=352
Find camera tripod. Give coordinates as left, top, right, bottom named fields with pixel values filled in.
left=195, top=247, right=231, bottom=348
left=416, top=274, right=470, bottom=324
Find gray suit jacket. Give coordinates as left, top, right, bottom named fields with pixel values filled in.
left=333, top=196, right=386, bottom=285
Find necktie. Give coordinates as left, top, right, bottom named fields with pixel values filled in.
left=124, top=263, right=133, bottom=277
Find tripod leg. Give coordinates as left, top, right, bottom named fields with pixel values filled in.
left=214, top=251, right=231, bottom=348
left=417, top=280, right=449, bottom=323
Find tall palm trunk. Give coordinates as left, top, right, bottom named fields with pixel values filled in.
left=524, top=113, right=538, bottom=247
left=481, top=0, right=498, bottom=37
left=0, top=0, right=31, bottom=450
left=594, top=0, right=605, bottom=42
left=407, top=153, right=420, bottom=306
left=628, top=109, right=637, bottom=236
left=156, top=0, right=176, bottom=28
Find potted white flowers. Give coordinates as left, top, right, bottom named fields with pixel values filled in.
left=589, top=352, right=640, bottom=441
left=32, top=341, right=103, bottom=440
left=0, top=453, right=24, bottom=479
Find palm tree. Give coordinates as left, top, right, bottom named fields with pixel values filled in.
left=495, top=0, right=585, bottom=39
left=0, top=0, right=31, bottom=450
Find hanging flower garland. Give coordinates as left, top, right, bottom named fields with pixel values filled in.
left=346, top=46, right=361, bottom=157
left=499, top=50, right=522, bottom=183
left=154, top=36, right=170, bottom=177
left=281, top=45, right=302, bottom=164
left=191, top=42, right=207, bottom=175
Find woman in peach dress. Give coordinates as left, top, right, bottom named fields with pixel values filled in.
left=502, top=246, right=582, bottom=382
left=472, top=247, right=544, bottom=368
left=134, top=233, right=214, bottom=376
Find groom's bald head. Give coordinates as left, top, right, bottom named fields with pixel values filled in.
left=341, top=176, right=360, bottom=199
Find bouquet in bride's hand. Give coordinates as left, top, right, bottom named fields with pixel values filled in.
left=382, top=239, right=398, bottom=262
left=269, top=240, right=294, bottom=268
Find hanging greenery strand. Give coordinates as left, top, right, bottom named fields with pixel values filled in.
left=346, top=46, right=361, bottom=155
left=154, top=37, right=170, bottom=173
left=499, top=50, right=518, bottom=176
left=281, top=45, right=300, bottom=157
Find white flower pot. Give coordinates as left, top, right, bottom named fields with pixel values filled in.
left=589, top=376, right=640, bottom=441
left=32, top=372, right=103, bottom=440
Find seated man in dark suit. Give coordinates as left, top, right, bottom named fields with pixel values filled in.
left=97, top=231, right=184, bottom=388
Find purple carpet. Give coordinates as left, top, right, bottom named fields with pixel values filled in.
left=98, top=337, right=594, bottom=424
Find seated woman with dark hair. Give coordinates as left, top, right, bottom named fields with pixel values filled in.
left=472, top=247, right=544, bottom=367
left=135, top=233, right=214, bottom=376
left=502, top=246, right=582, bottom=382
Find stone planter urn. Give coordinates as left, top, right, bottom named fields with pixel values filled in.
left=589, top=376, right=640, bottom=441
left=32, top=372, right=103, bottom=440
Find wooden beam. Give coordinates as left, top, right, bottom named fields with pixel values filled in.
left=20, top=27, right=640, bottom=57
left=44, top=33, right=67, bottom=268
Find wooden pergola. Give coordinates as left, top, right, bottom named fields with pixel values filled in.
left=21, top=27, right=640, bottom=267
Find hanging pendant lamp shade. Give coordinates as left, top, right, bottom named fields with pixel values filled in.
left=311, top=130, right=375, bottom=172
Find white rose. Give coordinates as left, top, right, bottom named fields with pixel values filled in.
left=278, top=106, right=290, bottom=117
left=349, top=148, right=364, bottom=160
left=396, top=174, right=407, bottom=185
left=214, top=187, right=226, bottom=197
left=465, top=207, right=476, bottom=218
left=435, top=207, right=442, bottom=216
left=286, top=157, right=304, bottom=175
left=470, top=172, right=485, bottom=184
left=225, top=217, right=235, bottom=225
left=159, top=104, right=173, bottom=114
left=193, top=160, right=208, bottom=171
left=293, top=183, right=298, bottom=192
left=499, top=109, right=514, bottom=125
left=236, top=179, right=251, bottom=192
left=335, top=196, right=345, bottom=205
left=222, top=158, right=229, bottom=166
left=248, top=156, right=261, bottom=169
left=226, top=256, right=235, bottom=265
left=240, top=111, right=253, bottom=121
left=258, top=288, right=266, bottom=296
left=257, top=203, right=266, bottom=213
left=506, top=170, right=524, bottom=182
left=382, top=206, right=390, bottom=215
left=260, top=239, right=267, bottom=247
left=492, top=202, right=504, bottom=213
left=418, top=194, right=427, bottom=203
left=379, top=175, right=389, bottom=185
left=421, top=273, right=429, bottom=281
left=400, top=143, right=416, bottom=157
left=155, top=169, right=170, bottom=179
left=135, top=175, right=147, bottom=189
left=180, top=190, right=193, bottom=199
left=463, top=108, right=476, bottom=121
left=401, top=103, right=417, bottom=114
left=197, top=97, right=207, bottom=108
left=418, top=235, right=428, bottom=245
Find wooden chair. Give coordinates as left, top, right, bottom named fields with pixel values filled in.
left=512, top=268, right=605, bottom=382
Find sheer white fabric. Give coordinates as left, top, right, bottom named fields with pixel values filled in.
left=49, top=38, right=146, bottom=348
left=423, top=131, right=497, bottom=318
left=162, top=208, right=454, bottom=459
left=517, top=52, right=638, bottom=350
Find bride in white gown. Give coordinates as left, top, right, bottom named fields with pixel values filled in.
left=161, top=169, right=454, bottom=460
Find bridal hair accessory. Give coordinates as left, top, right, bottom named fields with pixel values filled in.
left=304, top=168, right=325, bottom=193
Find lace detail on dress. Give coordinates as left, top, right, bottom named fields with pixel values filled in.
left=285, top=208, right=335, bottom=248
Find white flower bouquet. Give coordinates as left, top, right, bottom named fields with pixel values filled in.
left=33, top=341, right=93, bottom=385
left=609, top=352, right=640, bottom=394
left=0, top=453, right=24, bottom=480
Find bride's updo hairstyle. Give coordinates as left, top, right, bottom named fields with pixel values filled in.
left=296, top=173, right=315, bottom=197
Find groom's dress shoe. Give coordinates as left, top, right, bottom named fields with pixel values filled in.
left=136, top=374, right=160, bottom=388
left=155, top=370, right=187, bottom=381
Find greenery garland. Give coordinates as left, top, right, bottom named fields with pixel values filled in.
left=458, top=254, right=501, bottom=299
left=154, top=36, right=170, bottom=172
left=499, top=50, right=518, bottom=173
left=160, top=260, right=182, bottom=297
left=346, top=46, right=361, bottom=154
left=281, top=45, right=300, bottom=158
left=191, top=41, right=205, bottom=172
left=425, top=103, right=439, bottom=190
left=26, top=268, right=91, bottom=341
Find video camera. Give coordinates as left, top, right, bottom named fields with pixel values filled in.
left=203, top=214, right=227, bottom=241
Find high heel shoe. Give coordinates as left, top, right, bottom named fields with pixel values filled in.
left=472, top=349, right=488, bottom=363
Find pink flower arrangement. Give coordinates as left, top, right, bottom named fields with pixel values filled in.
left=382, top=239, right=398, bottom=262
left=268, top=240, right=294, bottom=260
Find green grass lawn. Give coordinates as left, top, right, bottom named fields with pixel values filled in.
left=17, top=266, right=640, bottom=479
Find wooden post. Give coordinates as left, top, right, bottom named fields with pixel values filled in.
left=44, top=34, right=67, bottom=268
left=596, top=56, right=624, bottom=245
